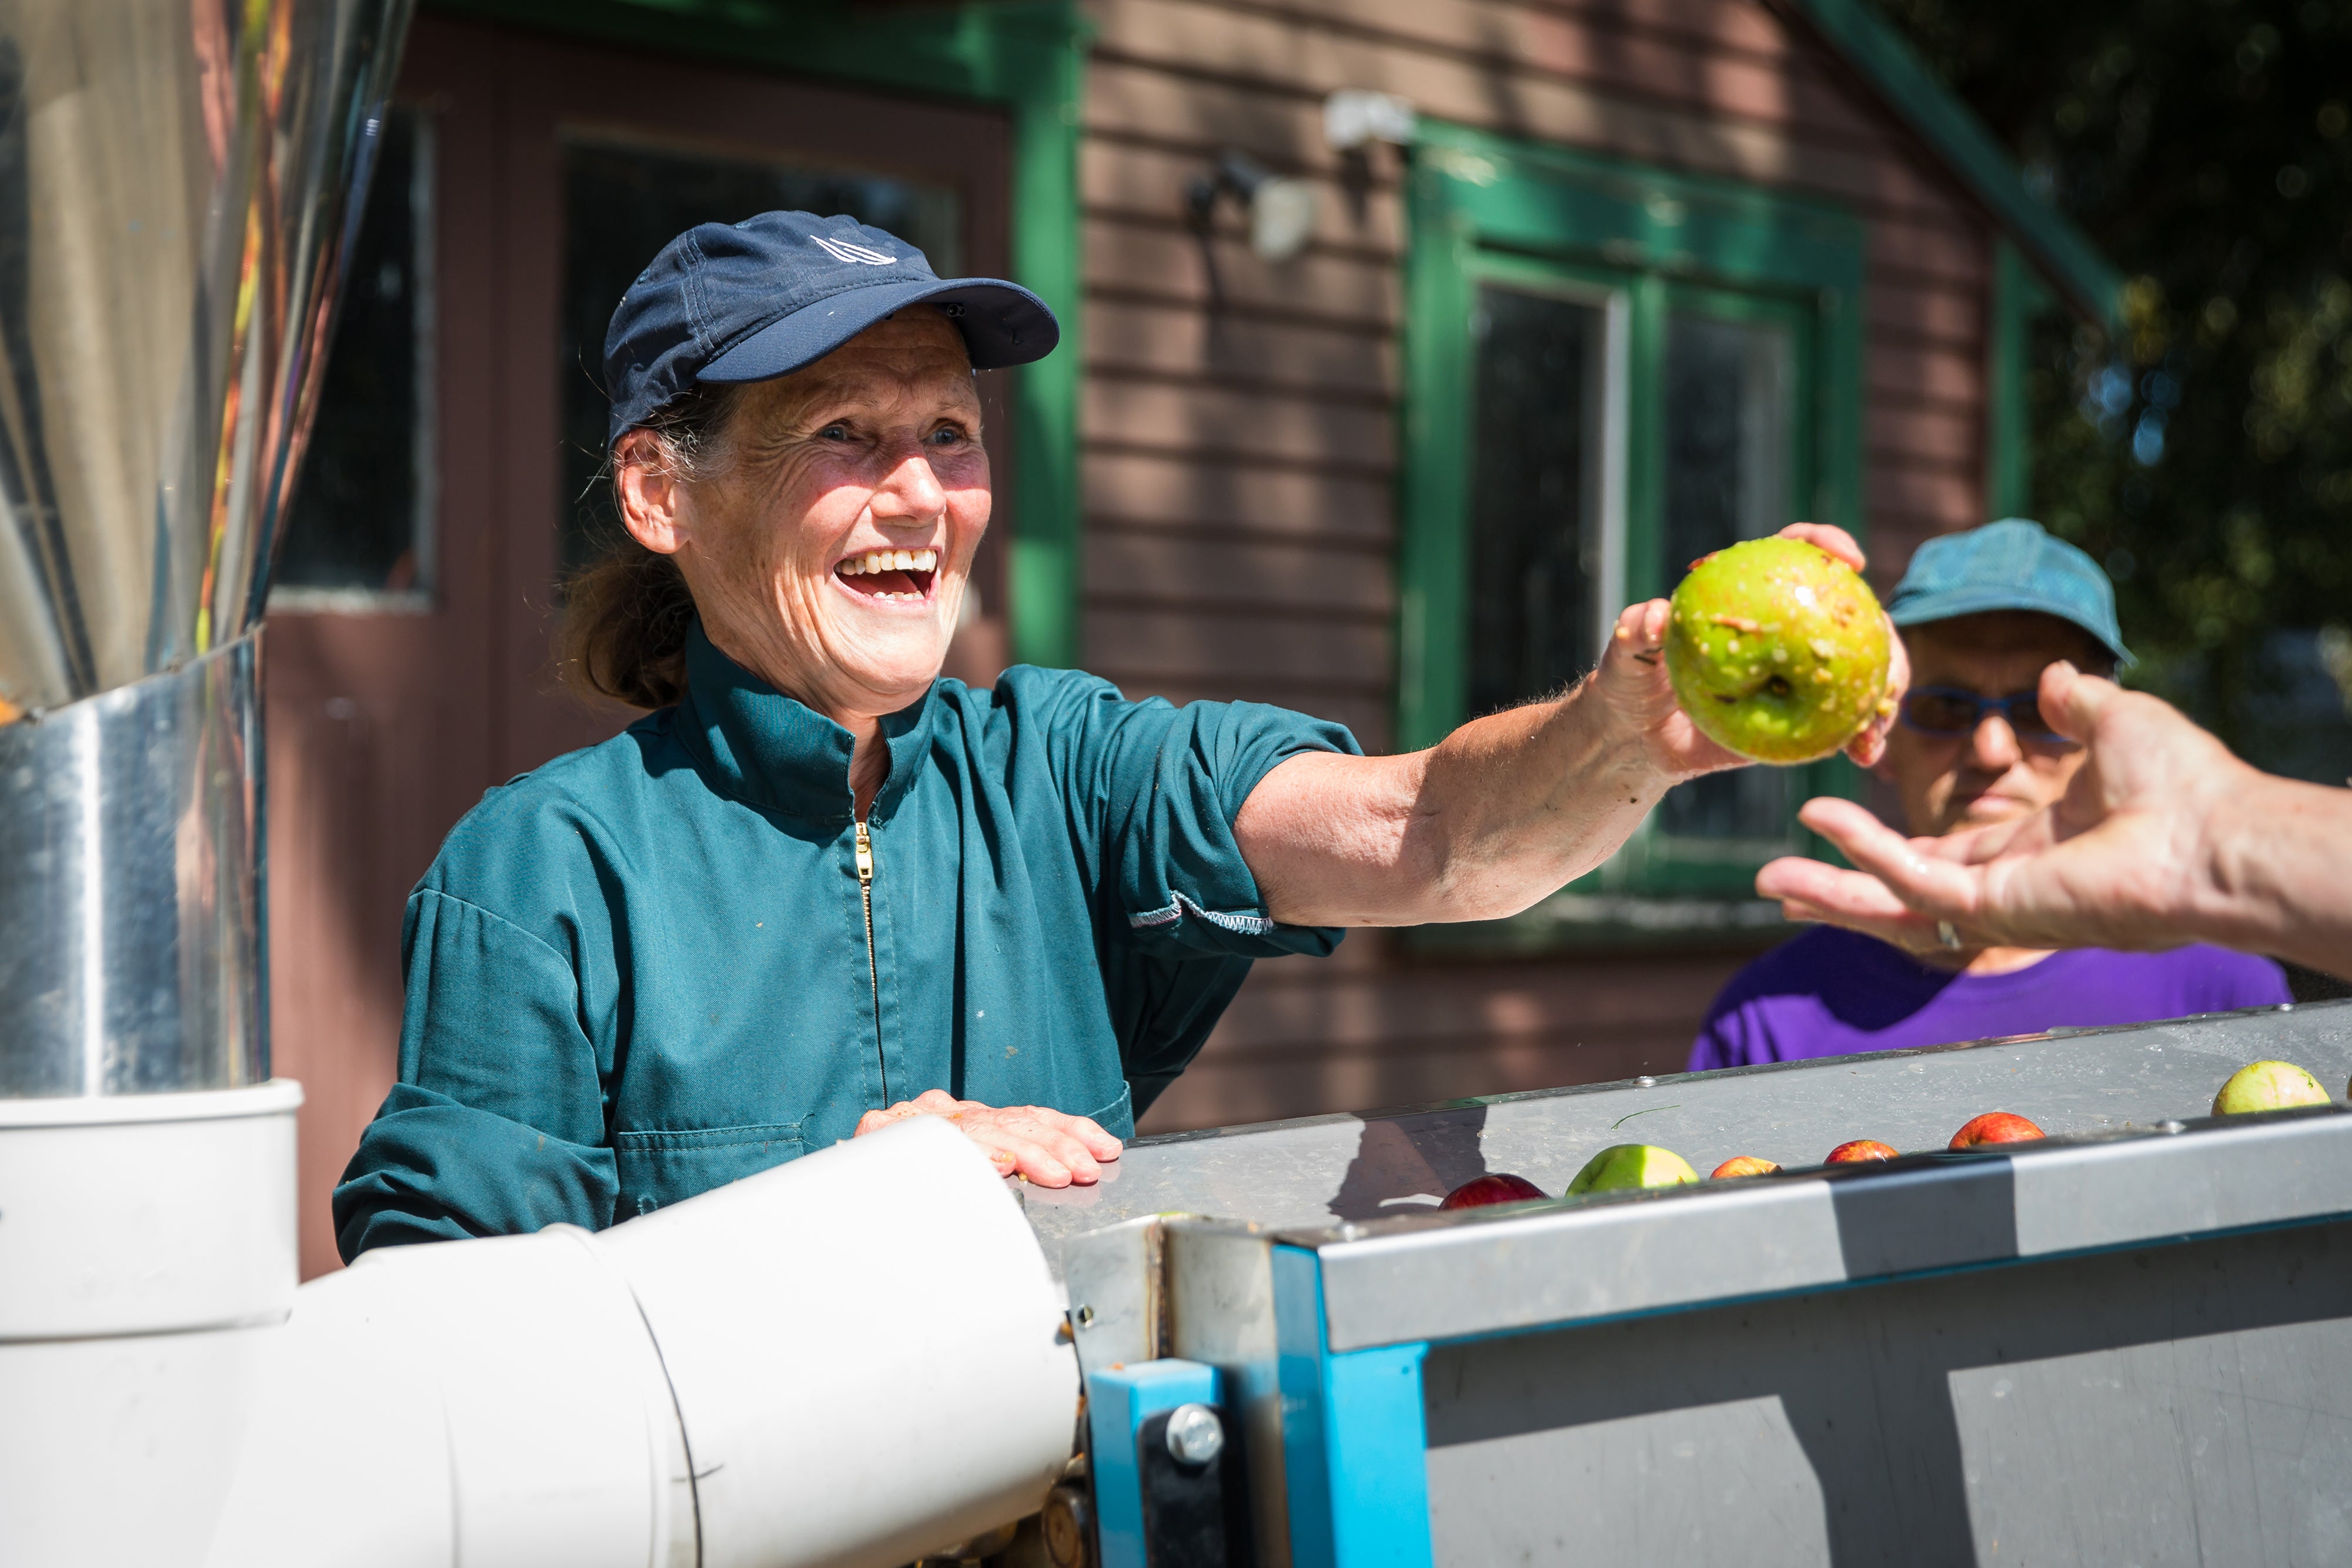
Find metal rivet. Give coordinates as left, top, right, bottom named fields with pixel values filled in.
left=1075, top=1305, right=1095, bottom=1326
left=1636, top=1075, right=1657, bottom=1087
left=2158, top=1119, right=2186, bottom=1134
left=1164, top=1403, right=1224, bottom=1467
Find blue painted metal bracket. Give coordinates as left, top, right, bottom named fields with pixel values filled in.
left=1272, top=1245, right=1434, bottom=1568
left=1090, top=1357, right=1222, bottom=1568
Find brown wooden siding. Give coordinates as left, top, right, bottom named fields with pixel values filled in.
left=1081, top=0, right=2002, bottom=1136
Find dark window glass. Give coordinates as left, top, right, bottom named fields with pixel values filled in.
left=1466, top=285, right=1605, bottom=720
left=558, top=139, right=962, bottom=581
left=275, top=106, right=431, bottom=601
left=1655, top=310, right=1796, bottom=844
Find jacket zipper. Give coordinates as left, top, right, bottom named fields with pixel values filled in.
left=855, top=817, right=885, bottom=1101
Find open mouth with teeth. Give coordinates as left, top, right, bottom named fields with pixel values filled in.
left=834, top=547, right=938, bottom=603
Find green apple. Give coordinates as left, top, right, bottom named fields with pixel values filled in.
left=1566, top=1143, right=1699, bottom=1195
left=2211, top=1060, right=2331, bottom=1116
left=1665, top=536, right=1892, bottom=764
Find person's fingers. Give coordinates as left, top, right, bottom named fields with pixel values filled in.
left=1024, top=1109, right=1123, bottom=1162
left=2039, top=660, right=2133, bottom=757
left=1605, top=599, right=1671, bottom=670
left=989, top=1112, right=1105, bottom=1182
left=1840, top=613, right=1909, bottom=768
left=911, top=1087, right=964, bottom=1113
left=1756, top=852, right=1917, bottom=920
left=1759, top=863, right=1954, bottom=955
left=975, top=1129, right=1076, bottom=1187
left=1777, top=521, right=1865, bottom=573
left=854, top=1102, right=923, bottom=1137
left=1796, top=797, right=1991, bottom=928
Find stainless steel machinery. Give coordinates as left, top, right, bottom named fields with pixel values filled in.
left=1034, top=1001, right=2352, bottom=1568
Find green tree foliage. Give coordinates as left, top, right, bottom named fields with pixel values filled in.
left=1874, top=0, right=2352, bottom=759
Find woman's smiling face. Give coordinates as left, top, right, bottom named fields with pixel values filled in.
left=629, top=307, right=989, bottom=724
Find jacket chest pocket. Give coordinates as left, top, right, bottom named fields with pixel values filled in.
left=613, top=1121, right=804, bottom=1219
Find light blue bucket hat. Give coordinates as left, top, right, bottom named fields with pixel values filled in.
left=1886, top=519, right=2133, bottom=667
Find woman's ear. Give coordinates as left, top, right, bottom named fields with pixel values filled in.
left=614, top=430, right=690, bottom=556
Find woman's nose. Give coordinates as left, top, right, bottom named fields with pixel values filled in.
left=870, top=442, right=947, bottom=524
left=1969, top=712, right=2023, bottom=769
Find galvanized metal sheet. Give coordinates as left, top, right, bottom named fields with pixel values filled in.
left=1421, top=1219, right=2352, bottom=1567
left=1311, top=1108, right=2352, bottom=1352
left=1025, top=1002, right=2352, bottom=1287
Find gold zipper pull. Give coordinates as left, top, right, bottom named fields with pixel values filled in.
left=854, top=818, right=873, bottom=885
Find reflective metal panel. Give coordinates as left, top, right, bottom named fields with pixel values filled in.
left=0, top=0, right=414, bottom=717
left=0, top=636, right=263, bottom=1094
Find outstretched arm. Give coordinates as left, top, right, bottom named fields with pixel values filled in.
left=1237, top=524, right=1902, bottom=928
left=1755, top=661, right=2352, bottom=981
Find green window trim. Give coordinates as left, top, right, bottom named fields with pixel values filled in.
left=1400, top=122, right=1868, bottom=950
left=422, top=0, right=1087, bottom=670
left=1773, top=0, right=2122, bottom=332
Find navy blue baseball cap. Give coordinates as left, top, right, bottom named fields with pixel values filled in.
left=1887, top=518, right=2134, bottom=666
left=602, top=210, right=1059, bottom=446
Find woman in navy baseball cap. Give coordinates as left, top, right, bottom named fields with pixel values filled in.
left=335, top=211, right=1900, bottom=1255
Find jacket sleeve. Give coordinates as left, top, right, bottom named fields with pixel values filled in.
left=332, top=887, right=619, bottom=1261
left=1017, top=669, right=1363, bottom=961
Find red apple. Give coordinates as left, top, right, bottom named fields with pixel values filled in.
left=1439, top=1172, right=1548, bottom=1210
left=1825, top=1139, right=1898, bottom=1164
left=1710, top=1156, right=1781, bottom=1179
left=1949, top=1112, right=2044, bottom=1149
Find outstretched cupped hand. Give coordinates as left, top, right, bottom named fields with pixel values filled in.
left=854, top=1088, right=1124, bottom=1187
left=1755, top=663, right=2229, bottom=955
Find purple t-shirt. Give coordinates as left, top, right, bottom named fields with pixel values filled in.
left=1688, top=927, right=2292, bottom=1071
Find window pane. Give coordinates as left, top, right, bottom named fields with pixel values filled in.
left=559, top=139, right=963, bottom=580
left=276, top=106, right=431, bottom=600
left=1466, top=285, right=1605, bottom=719
left=1656, top=310, right=1795, bottom=844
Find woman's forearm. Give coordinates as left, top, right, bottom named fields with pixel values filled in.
left=1239, top=568, right=1890, bottom=931
left=1240, top=677, right=1676, bottom=928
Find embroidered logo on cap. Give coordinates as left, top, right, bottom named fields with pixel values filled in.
left=811, top=233, right=897, bottom=266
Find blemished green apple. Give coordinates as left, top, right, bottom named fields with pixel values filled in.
left=1566, top=1144, right=1699, bottom=1195
left=1665, top=537, right=1893, bottom=764
left=2211, top=1060, right=2330, bottom=1116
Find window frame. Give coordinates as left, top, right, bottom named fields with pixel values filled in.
left=1400, top=123, right=1869, bottom=946
left=269, top=102, right=439, bottom=616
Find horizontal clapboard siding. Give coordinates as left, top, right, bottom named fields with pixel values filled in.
left=1082, top=0, right=1997, bottom=1133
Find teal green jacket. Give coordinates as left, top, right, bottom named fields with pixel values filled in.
left=332, top=626, right=1355, bottom=1259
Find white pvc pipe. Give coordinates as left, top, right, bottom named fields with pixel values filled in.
left=202, top=1113, right=1079, bottom=1568
left=603, top=1114, right=1083, bottom=1568
left=0, top=1081, right=302, bottom=1568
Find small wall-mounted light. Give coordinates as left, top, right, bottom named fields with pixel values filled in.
left=1322, top=90, right=1416, bottom=152
left=1187, top=149, right=1319, bottom=264
left=1321, top=91, right=1415, bottom=226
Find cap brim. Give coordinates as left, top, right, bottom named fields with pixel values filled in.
left=1889, top=589, right=2135, bottom=667
left=696, top=276, right=1058, bottom=386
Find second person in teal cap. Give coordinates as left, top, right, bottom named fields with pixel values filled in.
left=334, top=211, right=1906, bottom=1257
left=1689, top=519, right=2286, bottom=1072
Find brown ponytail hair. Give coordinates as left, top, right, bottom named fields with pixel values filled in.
left=560, top=385, right=748, bottom=710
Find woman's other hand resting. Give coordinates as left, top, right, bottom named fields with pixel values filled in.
left=855, top=1088, right=1124, bottom=1186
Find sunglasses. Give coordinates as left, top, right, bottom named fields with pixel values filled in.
left=1897, top=686, right=2079, bottom=747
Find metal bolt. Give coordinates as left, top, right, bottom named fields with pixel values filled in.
left=1074, top=1304, right=1095, bottom=1326
left=1636, top=1075, right=1657, bottom=1087
left=1043, top=1480, right=1094, bottom=1568
left=2158, top=1119, right=2187, bottom=1134
left=1164, top=1402, right=1224, bottom=1467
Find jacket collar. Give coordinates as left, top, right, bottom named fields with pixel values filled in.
left=674, top=621, right=936, bottom=822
